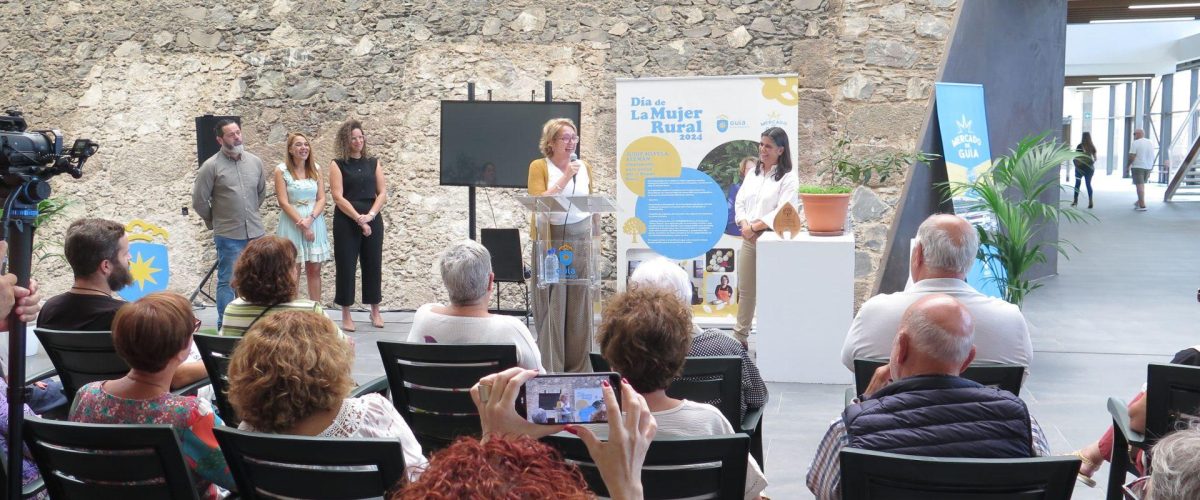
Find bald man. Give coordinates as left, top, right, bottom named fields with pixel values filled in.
left=1128, top=128, right=1154, bottom=211
left=808, top=294, right=1049, bottom=500
left=840, top=214, right=1031, bottom=378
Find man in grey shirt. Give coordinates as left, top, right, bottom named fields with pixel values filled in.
left=191, top=119, right=265, bottom=327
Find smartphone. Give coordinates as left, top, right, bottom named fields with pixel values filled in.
left=516, top=372, right=621, bottom=424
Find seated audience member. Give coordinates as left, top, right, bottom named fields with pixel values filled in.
left=808, top=294, right=1049, bottom=500
left=39, top=218, right=206, bottom=390
left=1143, top=427, right=1200, bottom=500
left=0, top=378, right=46, bottom=499
left=840, top=214, right=1032, bottom=375
left=227, top=311, right=427, bottom=475
left=219, top=236, right=343, bottom=338
left=69, top=292, right=235, bottom=498
left=629, top=257, right=767, bottom=420
left=1073, top=345, right=1200, bottom=487
left=395, top=367, right=653, bottom=499
left=406, top=240, right=542, bottom=370
left=599, top=288, right=767, bottom=499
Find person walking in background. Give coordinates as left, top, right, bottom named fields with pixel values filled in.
left=1128, top=128, right=1155, bottom=211
left=1073, top=131, right=1097, bottom=209
left=191, top=119, right=266, bottom=329
left=275, top=132, right=331, bottom=302
left=329, top=119, right=387, bottom=331
left=733, top=127, right=798, bottom=347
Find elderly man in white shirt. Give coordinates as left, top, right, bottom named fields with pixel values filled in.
left=840, top=214, right=1032, bottom=379
left=732, top=127, right=799, bottom=346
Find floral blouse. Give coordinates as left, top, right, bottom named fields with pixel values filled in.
left=69, top=381, right=235, bottom=499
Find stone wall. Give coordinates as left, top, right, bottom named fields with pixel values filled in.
left=0, top=0, right=955, bottom=310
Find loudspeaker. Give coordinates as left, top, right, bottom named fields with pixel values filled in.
left=194, top=114, right=241, bottom=169
left=481, top=228, right=524, bottom=283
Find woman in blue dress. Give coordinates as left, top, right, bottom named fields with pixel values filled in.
left=275, top=132, right=332, bottom=301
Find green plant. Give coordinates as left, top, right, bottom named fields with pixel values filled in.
left=798, top=185, right=852, bottom=195
left=0, top=196, right=74, bottom=263
left=944, top=132, right=1095, bottom=306
left=802, top=136, right=937, bottom=192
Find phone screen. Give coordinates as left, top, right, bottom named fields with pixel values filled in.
left=519, top=373, right=619, bottom=424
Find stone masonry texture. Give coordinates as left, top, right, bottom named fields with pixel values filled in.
left=1, top=0, right=956, bottom=311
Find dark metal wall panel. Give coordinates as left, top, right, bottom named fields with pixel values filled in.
left=875, top=0, right=1068, bottom=294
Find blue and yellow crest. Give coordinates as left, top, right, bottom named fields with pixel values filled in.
left=118, top=219, right=170, bottom=302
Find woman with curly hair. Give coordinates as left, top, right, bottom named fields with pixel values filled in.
left=226, top=310, right=426, bottom=475
left=328, top=118, right=388, bottom=331
left=274, top=132, right=331, bottom=301
left=599, top=288, right=768, bottom=499
left=69, top=292, right=235, bottom=499
left=219, top=236, right=343, bottom=338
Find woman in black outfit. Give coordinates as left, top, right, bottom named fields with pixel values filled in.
left=1073, top=132, right=1097, bottom=209
left=328, top=119, right=387, bottom=331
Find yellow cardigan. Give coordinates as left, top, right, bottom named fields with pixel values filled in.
left=527, top=158, right=594, bottom=239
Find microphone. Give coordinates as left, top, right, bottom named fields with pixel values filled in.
left=569, top=152, right=579, bottom=184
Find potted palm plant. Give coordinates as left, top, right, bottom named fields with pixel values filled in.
left=944, top=132, right=1094, bottom=306
left=800, top=137, right=934, bottom=236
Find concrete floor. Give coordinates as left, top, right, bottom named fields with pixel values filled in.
left=5, top=170, right=1195, bottom=498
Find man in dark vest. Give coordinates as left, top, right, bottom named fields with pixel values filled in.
left=807, top=294, right=1049, bottom=500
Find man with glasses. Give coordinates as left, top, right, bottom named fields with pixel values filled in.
left=40, top=218, right=208, bottom=389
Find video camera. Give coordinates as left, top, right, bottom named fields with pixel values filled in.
left=0, top=110, right=98, bottom=180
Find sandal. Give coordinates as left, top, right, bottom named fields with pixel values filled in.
left=1069, top=450, right=1097, bottom=488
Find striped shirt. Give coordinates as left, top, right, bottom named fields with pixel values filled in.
left=806, top=414, right=1051, bottom=500
left=218, top=298, right=344, bottom=338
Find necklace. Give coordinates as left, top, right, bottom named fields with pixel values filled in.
left=71, top=286, right=114, bottom=298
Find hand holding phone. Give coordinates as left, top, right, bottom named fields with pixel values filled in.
left=517, top=373, right=621, bottom=425
left=471, top=368, right=565, bottom=441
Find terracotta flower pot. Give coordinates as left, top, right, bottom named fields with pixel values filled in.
left=800, top=193, right=851, bottom=236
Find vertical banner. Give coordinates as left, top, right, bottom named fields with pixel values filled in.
left=933, top=82, right=1004, bottom=299
left=616, top=75, right=798, bottom=325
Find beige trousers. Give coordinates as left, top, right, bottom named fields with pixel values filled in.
left=733, top=239, right=756, bottom=344
left=533, top=219, right=594, bottom=373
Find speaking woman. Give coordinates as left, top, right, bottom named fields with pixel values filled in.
left=733, top=127, right=798, bottom=347
left=328, top=119, right=387, bottom=332
left=527, top=118, right=595, bottom=372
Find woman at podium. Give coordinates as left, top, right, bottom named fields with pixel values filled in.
left=527, top=117, right=595, bottom=372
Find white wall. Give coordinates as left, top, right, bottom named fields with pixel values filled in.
left=1066, top=20, right=1200, bottom=76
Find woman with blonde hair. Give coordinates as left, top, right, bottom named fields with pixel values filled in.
left=227, top=310, right=426, bottom=474
left=329, top=119, right=388, bottom=331
left=526, top=117, right=595, bottom=372
left=275, top=132, right=331, bottom=301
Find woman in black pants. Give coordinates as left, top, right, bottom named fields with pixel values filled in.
left=1073, top=131, right=1097, bottom=209
left=328, top=119, right=387, bottom=331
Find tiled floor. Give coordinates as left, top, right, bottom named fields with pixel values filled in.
left=4, top=171, right=1194, bottom=499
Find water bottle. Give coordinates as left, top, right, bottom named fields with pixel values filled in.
left=543, top=249, right=559, bottom=284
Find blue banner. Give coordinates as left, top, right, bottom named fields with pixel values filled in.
left=934, top=83, right=993, bottom=188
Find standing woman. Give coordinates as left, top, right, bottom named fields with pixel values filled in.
left=275, top=132, right=331, bottom=301
left=527, top=118, right=595, bottom=372
left=1073, top=131, right=1097, bottom=209
left=733, top=127, right=798, bottom=347
left=328, top=119, right=387, bottom=331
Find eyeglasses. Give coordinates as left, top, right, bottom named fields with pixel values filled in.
left=557, top=135, right=580, bottom=144
left=193, top=318, right=202, bottom=333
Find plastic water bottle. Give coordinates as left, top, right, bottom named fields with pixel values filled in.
left=543, top=249, right=559, bottom=284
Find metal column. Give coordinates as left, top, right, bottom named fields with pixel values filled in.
left=1159, top=73, right=1173, bottom=183
left=1107, top=84, right=1116, bottom=174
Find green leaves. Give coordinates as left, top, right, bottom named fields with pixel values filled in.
left=817, top=136, right=938, bottom=188
left=798, top=185, right=853, bottom=195
left=943, top=132, right=1095, bottom=306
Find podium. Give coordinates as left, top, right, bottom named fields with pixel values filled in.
left=517, top=194, right=616, bottom=372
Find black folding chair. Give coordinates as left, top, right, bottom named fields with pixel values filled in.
left=543, top=434, right=749, bottom=500
left=214, top=427, right=408, bottom=500
left=23, top=416, right=201, bottom=500
left=376, top=341, right=517, bottom=452
left=35, top=328, right=208, bottom=402
left=1106, top=363, right=1200, bottom=499
left=850, top=358, right=1025, bottom=404
left=589, top=352, right=610, bottom=372
left=840, top=448, right=1079, bottom=499
left=192, top=333, right=240, bottom=425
